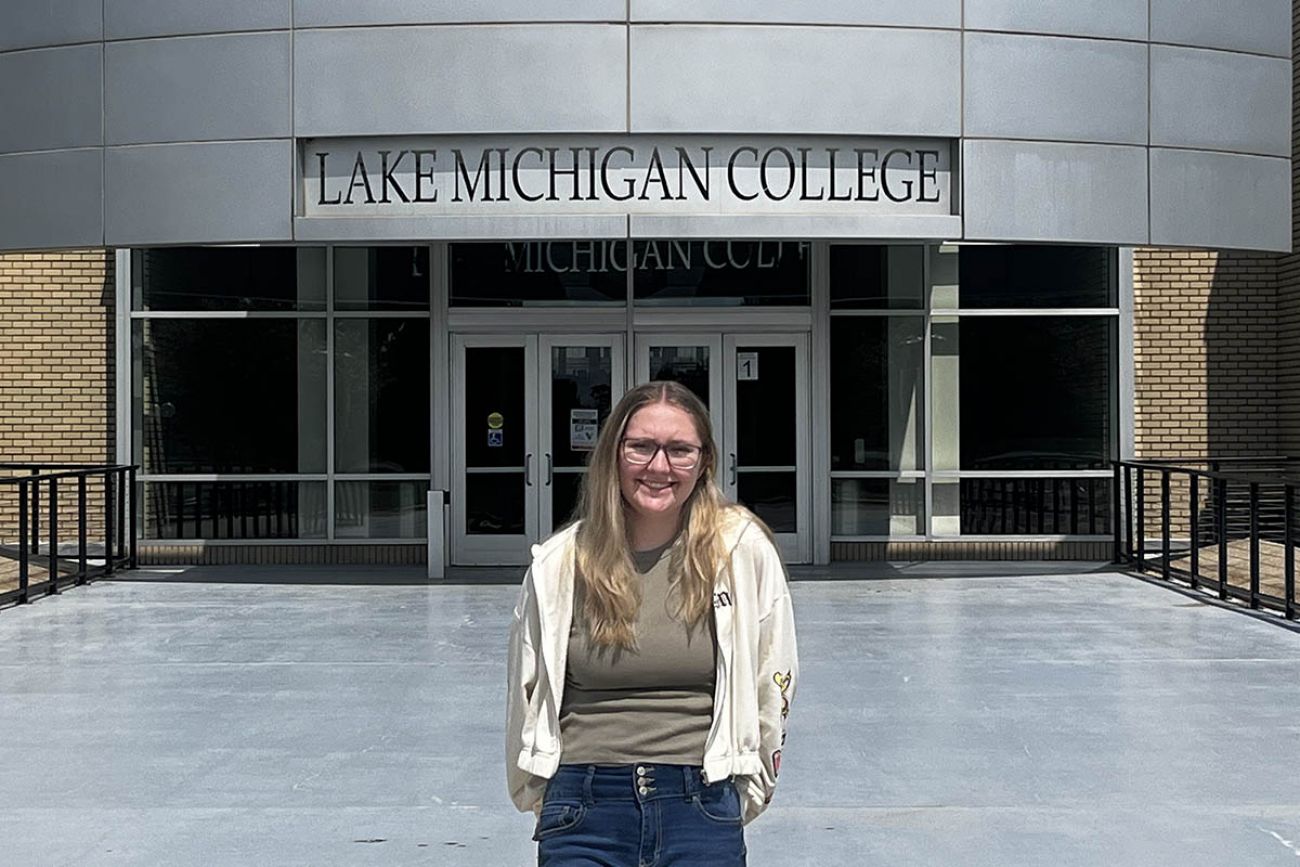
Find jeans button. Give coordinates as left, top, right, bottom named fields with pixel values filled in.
left=638, top=786, right=649, bottom=796
left=636, top=765, right=646, bottom=775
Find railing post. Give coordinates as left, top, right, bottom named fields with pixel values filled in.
left=1217, top=477, right=1229, bottom=601
left=48, top=478, right=59, bottom=595
left=18, top=479, right=29, bottom=604
left=1286, top=484, right=1296, bottom=621
left=1160, top=470, right=1171, bottom=582
left=1189, top=474, right=1200, bottom=590
left=78, top=474, right=88, bottom=584
left=1135, top=468, right=1146, bottom=571
left=30, top=467, right=40, bottom=556
left=1112, top=462, right=1122, bottom=563
left=128, top=466, right=138, bottom=569
left=1124, top=465, right=1134, bottom=564
left=1249, top=482, right=1261, bottom=609
left=116, top=468, right=126, bottom=566
left=105, top=469, right=115, bottom=576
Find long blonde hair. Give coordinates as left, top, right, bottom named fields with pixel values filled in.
left=574, top=380, right=735, bottom=649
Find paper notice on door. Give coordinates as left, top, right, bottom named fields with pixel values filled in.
left=570, top=409, right=598, bottom=451
left=737, top=352, right=759, bottom=381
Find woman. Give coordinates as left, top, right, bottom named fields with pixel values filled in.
left=506, top=380, right=798, bottom=865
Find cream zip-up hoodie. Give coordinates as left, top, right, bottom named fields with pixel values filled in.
left=506, top=511, right=798, bottom=825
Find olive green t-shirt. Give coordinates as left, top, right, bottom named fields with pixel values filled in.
left=559, top=540, right=717, bottom=765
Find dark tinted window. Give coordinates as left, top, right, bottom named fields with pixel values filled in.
left=132, top=247, right=325, bottom=312
left=959, top=246, right=1114, bottom=308
left=334, top=319, right=430, bottom=473
left=634, top=241, right=809, bottom=306
left=335, top=247, right=430, bottom=311
left=830, top=317, right=924, bottom=470
left=133, top=320, right=326, bottom=473
left=960, top=317, right=1113, bottom=470
left=450, top=242, right=627, bottom=306
left=829, top=245, right=924, bottom=309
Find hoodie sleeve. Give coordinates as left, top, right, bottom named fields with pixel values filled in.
left=740, top=535, right=799, bottom=824
left=505, top=568, right=547, bottom=814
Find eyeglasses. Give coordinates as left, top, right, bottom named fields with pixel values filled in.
left=620, top=437, right=703, bottom=470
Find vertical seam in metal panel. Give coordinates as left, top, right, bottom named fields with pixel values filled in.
left=289, top=2, right=297, bottom=241
left=625, top=0, right=632, bottom=134
left=1147, top=0, right=1153, bottom=245
left=101, top=0, right=107, bottom=246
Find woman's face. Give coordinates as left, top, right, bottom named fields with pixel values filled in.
left=618, top=401, right=705, bottom=526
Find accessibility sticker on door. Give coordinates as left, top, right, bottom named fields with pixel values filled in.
left=487, top=429, right=503, bottom=448
left=570, top=409, right=599, bottom=451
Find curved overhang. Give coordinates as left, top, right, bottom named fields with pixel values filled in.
left=0, top=1, right=1291, bottom=252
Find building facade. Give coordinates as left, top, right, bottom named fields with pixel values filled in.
left=0, top=4, right=1293, bottom=566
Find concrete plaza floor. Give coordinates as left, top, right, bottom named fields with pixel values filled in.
left=2, top=565, right=1299, bottom=866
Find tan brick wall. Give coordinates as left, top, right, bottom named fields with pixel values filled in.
left=1132, top=248, right=1280, bottom=461
left=0, top=250, right=116, bottom=543
left=1279, top=0, right=1300, bottom=455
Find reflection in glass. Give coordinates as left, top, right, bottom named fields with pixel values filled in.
left=831, top=479, right=924, bottom=536
left=959, top=478, right=1112, bottom=535
left=735, top=347, right=796, bottom=467
left=465, top=347, right=526, bottom=468
left=467, top=473, right=527, bottom=535
left=829, top=245, right=924, bottom=309
left=334, top=247, right=430, bottom=311
left=831, top=318, right=924, bottom=471
left=959, top=246, right=1114, bottom=308
left=737, top=473, right=797, bottom=533
left=134, top=320, right=326, bottom=474
left=143, top=481, right=326, bottom=539
left=450, top=242, right=627, bottom=306
left=551, top=346, right=612, bottom=468
left=335, top=481, right=428, bottom=539
left=648, top=346, right=710, bottom=407
left=634, top=241, right=809, bottom=306
left=334, top=319, right=430, bottom=473
left=132, top=247, right=326, bottom=312
left=961, top=318, right=1113, bottom=470
left=551, top=472, right=583, bottom=532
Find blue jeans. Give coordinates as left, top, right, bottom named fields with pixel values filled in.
left=535, top=763, right=747, bottom=866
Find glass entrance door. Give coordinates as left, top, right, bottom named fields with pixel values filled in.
left=636, top=333, right=810, bottom=563
left=452, top=334, right=624, bottom=565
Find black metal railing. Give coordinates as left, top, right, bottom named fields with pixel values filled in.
left=1113, top=458, right=1298, bottom=620
left=0, top=463, right=137, bottom=608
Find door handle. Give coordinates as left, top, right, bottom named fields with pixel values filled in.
left=729, top=452, right=737, bottom=487
left=545, top=454, right=553, bottom=486
left=525, top=453, right=533, bottom=487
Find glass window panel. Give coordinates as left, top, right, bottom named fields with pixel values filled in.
left=551, top=472, right=584, bottom=533
left=132, top=247, right=326, bottom=312
left=133, top=320, right=326, bottom=474
left=335, top=481, right=428, bottom=539
left=334, top=319, right=430, bottom=473
left=143, top=481, right=326, bottom=539
left=633, top=241, right=809, bottom=306
left=648, top=346, right=711, bottom=408
left=735, top=347, right=796, bottom=467
left=551, top=346, right=613, bottom=469
left=465, top=347, right=526, bottom=469
left=959, top=478, right=1113, bottom=535
left=958, top=246, right=1114, bottom=308
left=467, top=473, right=527, bottom=535
left=831, top=478, right=924, bottom=536
left=334, top=247, right=430, bottom=311
left=737, top=472, right=797, bottom=533
left=960, top=317, right=1113, bottom=471
left=831, top=317, right=924, bottom=471
left=829, top=245, right=924, bottom=309
left=450, top=242, right=627, bottom=306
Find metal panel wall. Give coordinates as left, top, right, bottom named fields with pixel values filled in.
left=0, top=45, right=103, bottom=153
left=0, top=7, right=1290, bottom=251
left=294, top=25, right=627, bottom=136
left=630, top=26, right=962, bottom=135
left=106, top=33, right=292, bottom=145
left=105, top=0, right=293, bottom=40
left=0, top=0, right=102, bottom=52
left=964, top=33, right=1148, bottom=145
